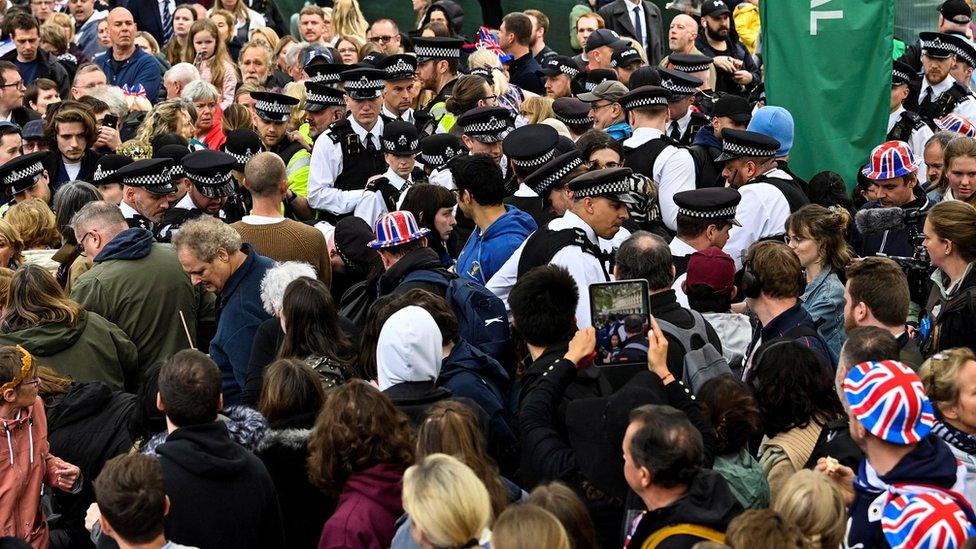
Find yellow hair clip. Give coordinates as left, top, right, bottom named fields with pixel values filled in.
left=0, top=345, right=33, bottom=393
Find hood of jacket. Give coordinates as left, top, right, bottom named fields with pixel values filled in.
left=94, top=227, right=154, bottom=262
left=43, top=380, right=114, bottom=431
left=142, top=405, right=268, bottom=456
left=340, top=462, right=406, bottom=513
left=255, top=411, right=317, bottom=453
left=481, top=206, right=537, bottom=240
left=155, top=420, right=251, bottom=478
left=0, top=310, right=89, bottom=356
left=652, top=469, right=743, bottom=531
left=377, top=306, right=443, bottom=390
left=860, top=433, right=962, bottom=492
left=441, top=338, right=510, bottom=385
left=423, top=0, right=463, bottom=32
left=692, top=124, right=722, bottom=148
left=378, top=246, right=445, bottom=295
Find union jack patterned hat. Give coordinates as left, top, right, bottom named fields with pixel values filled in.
left=843, top=360, right=935, bottom=445
left=862, top=141, right=920, bottom=180
left=368, top=210, right=431, bottom=249
left=937, top=113, right=976, bottom=137
left=882, top=491, right=976, bottom=549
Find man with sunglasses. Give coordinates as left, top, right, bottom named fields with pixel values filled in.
left=367, top=19, right=402, bottom=55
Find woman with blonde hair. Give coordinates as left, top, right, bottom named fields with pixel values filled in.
left=938, top=135, right=976, bottom=203
left=221, top=103, right=255, bottom=134
left=467, top=48, right=530, bottom=116
left=527, top=483, right=597, bottom=549
left=166, top=5, right=198, bottom=65
left=491, top=504, right=570, bottom=549
left=186, top=19, right=239, bottom=109
left=135, top=99, right=195, bottom=144
left=249, top=27, right=279, bottom=53
left=6, top=199, right=61, bottom=274
left=282, top=81, right=308, bottom=131
left=332, top=0, right=369, bottom=40
left=336, top=35, right=365, bottom=64
left=402, top=454, right=492, bottom=548
left=212, top=0, right=267, bottom=58
left=772, top=470, right=846, bottom=549
left=518, top=95, right=554, bottom=125
left=920, top=348, right=976, bottom=501
left=0, top=220, right=25, bottom=269
left=0, top=265, right=138, bottom=391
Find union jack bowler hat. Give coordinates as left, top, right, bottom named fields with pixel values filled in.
left=882, top=491, right=976, bottom=549
left=937, top=113, right=976, bottom=137
left=369, top=211, right=431, bottom=249
left=862, top=141, right=919, bottom=181
left=843, top=360, right=935, bottom=445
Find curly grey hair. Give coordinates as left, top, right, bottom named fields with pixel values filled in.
left=171, top=216, right=242, bottom=262
left=180, top=80, right=220, bottom=104
left=259, top=261, right=317, bottom=315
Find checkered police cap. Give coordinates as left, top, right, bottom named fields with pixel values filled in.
left=620, top=94, right=668, bottom=110
left=511, top=149, right=555, bottom=169
left=122, top=168, right=172, bottom=188
left=2, top=158, right=43, bottom=188
left=461, top=114, right=509, bottom=136
left=572, top=176, right=633, bottom=199
left=660, top=77, right=698, bottom=96
left=383, top=134, right=421, bottom=153
left=306, top=89, right=345, bottom=107
left=415, top=45, right=461, bottom=59
left=545, top=57, right=581, bottom=77
left=892, top=66, right=913, bottom=84
left=920, top=32, right=956, bottom=57
left=525, top=152, right=584, bottom=195
left=92, top=165, right=115, bottom=184
left=678, top=204, right=737, bottom=219
left=345, top=74, right=386, bottom=91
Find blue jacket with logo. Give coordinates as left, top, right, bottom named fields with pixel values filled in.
left=456, top=206, right=536, bottom=285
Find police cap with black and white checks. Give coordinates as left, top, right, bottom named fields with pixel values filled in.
left=619, top=85, right=672, bottom=111
left=524, top=150, right=585, bottom=196
left=182, top=150, right=238, bottom=198
left=569, top=167, right=638, bottom=205
left=658, top=68, right=703, bottom=97
left=305, top=81, right=346, bottom=112
left=222, top=129, right=264, bottom=172
left=416, top=133, right=467, bottom=168
left=342, top=67, right=387, bottom=100
left=413, top=37, right=464, bottom=62
left=457, top=106, right=513, bottom=143
left=252, top=91, right=300, bottom=123
left=674, top=187, right=742, bottom=226
left=716, top=129, right=781, bottom=162
left=114, top=158, right=178, bottom=195
left=0, top=152, right=47, bottom=195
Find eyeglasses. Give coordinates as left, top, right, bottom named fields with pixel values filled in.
left=588, top=160, right=621, bottom=169
left=77, top=231, right=94, bottom=256
left=589, top=102, right=614, bottom=112
left=0, top=80, right=24, bottom=90
left=369, top=35, right=397, bottom=43
left=783, top=234, right=807, bottom=246
left=20, top=377, right=39, bottom=388
left=482, top=94, right=498, bottom=105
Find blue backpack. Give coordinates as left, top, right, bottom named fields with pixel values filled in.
left=400, top=269, right=512, bottom=364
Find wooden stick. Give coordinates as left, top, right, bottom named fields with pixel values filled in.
left=179, top=311, right=196, bottom=350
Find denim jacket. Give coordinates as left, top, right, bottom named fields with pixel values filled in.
left=800, top=266, right=846, bottom=358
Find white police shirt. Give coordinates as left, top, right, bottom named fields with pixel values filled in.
left=353, top=167, right=412, bottom=226
left=723, top=172, right=792, bottom=270
left=623, top=127, right=696, bottom=232
left=920, top=74, right=976, bottom=121
left=307, top=116, right=384, bottom=215
left=670, top=236, right=697, bottom=308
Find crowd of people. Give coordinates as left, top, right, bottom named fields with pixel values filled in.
left=0, top=0, right=973, bottom=547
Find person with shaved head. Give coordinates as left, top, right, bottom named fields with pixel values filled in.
left=94, top=7, right=162, bottom=102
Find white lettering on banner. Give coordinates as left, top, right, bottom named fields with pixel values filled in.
left=810, top=0, right=844, bottom=36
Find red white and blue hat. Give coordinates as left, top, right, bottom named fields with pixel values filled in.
left=937, top=113, right=976, bottom=137
left=862, top=141, right=920, bottom=181
left=369, top=211, right=431, bottom=249
left=843, top=360, right=935, bottom=445
left=882, top=491, right=976, bottom=549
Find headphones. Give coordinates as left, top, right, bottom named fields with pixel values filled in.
left=741, top=254, right=806, bottom=300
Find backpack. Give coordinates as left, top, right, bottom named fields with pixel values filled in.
left=400, top=269, right=512, bottom=364
left=656, top=311, right=731, bottom=394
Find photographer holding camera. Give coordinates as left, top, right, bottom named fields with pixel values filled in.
left=920, top=200, right=976, bottom=355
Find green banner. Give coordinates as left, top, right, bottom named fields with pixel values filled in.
left=761, top=0, right=893, bottom=190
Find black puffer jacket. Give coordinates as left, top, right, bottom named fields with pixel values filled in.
left=923, top=262, right=976, bottom=355
left=45, top=382, right=137, bottom=549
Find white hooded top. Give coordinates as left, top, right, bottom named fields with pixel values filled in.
left=376, top=306, right=444, bottom=391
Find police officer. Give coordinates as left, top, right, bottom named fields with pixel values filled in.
left=552, top=97, right=594, bottom=140
left=251, top=92, right=312, bottom=217
left=659, top=68, right=708, bottom=146
left=153, top=143, right=192, bottom=206
left=889, top=60, right=934, bottom=167
left=718, top=129, right=806, bottom=268
left=611, top=45, right=644, bottom=88
left=378, top=54, right=432, bottom=131
left=619, top=85, right=696, bottom=232
left=222, top=128, right=267, bottom=218
left=537, top=55, right=581, bottom=99
left=669, top=187, right=741, bottom=306
left=308, top=67, right=388, bottom=222
left=456, top=106, right=514, bottom=181
left=413, top=37, right=464, bottom=134
left=91, top=153, right=133, bottom=205
left=523, top=149, right=586, bottom=220
left=416, top=132, right=467, bottom=185
left=354, top=120, right=423, bottom=225
left=114, top=158, right=179, bottom=233
left=304, top=81, right=346, bottom=141
left=157, top=150, right=239, bottom=242
left=487, top=167, right=636, bottom=328
left=502, top=124, right=560, bottom=225
left=945, top=32, right=976, bottom=91
left=0, top=152, right=54, bottom=211
left=305, top=63, right=347, bottom=87
left=915, top=32, right=976, bottom=123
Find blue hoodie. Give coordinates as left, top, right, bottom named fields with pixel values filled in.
left=456, top=206, right=536, bottom=285
left=95, top=227, right=154, bottom=262
left=692, top=124, right=722, bottom=148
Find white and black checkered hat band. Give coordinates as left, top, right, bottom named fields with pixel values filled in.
left=546, top=61, right=580, bottom=77
left=661, top=79, right=697, bottom=96
left=622, top=96, right=668, bottom=109
left=555, top=113, right=592, bottom=125
left=345, top=78, right=385, bottom=90
left=678, top=205, right=736, bottom=219
left=673, top=62, right=710, bottom=72
left=575, top=179, right=632, bottom=198
left=226, top=150, right=254, bottom=166
left=462, top=117, right=509, bottom=135
left=307, top=91, right=344, bottom=106
left=511, top=149, right=555, bottom=168
left=3, top=160, right=44, bottom=187
left=187, top=170, right=233, bottom=187
left=385, top=59, right=416, bottom=76
left=416, top=46, right=460, bottom=59
left=255, top=99, right=291, bottom=114
left=922, top=37, right=954, bottom=55
left=383, top=138, right=420, bottom=152
left=532, top=156, right=583, bottom=193
left=722, top=141, right=776, bottom=157
left=309, top=73, right=341, bottom=84
left=419, top=147, right=462, bottom=166
left=171, top=165, right=185, bottom=178
left=584, top=81, right=599, bottom=92
left=952, top=45, right=976, bottom=66
left=893, top=68, right=913, bottom=82
left=123, top=169, right=173, bottom=188
left=93, top=165, right=115, bottom=183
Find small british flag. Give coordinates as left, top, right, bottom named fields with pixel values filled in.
left=938, top=114, right=976, bottom=137
left=861, top=141, right=919, bottom=181
left=882, top=492, right=976, bottom=549
left=843, top=360, right=935, bottom=445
